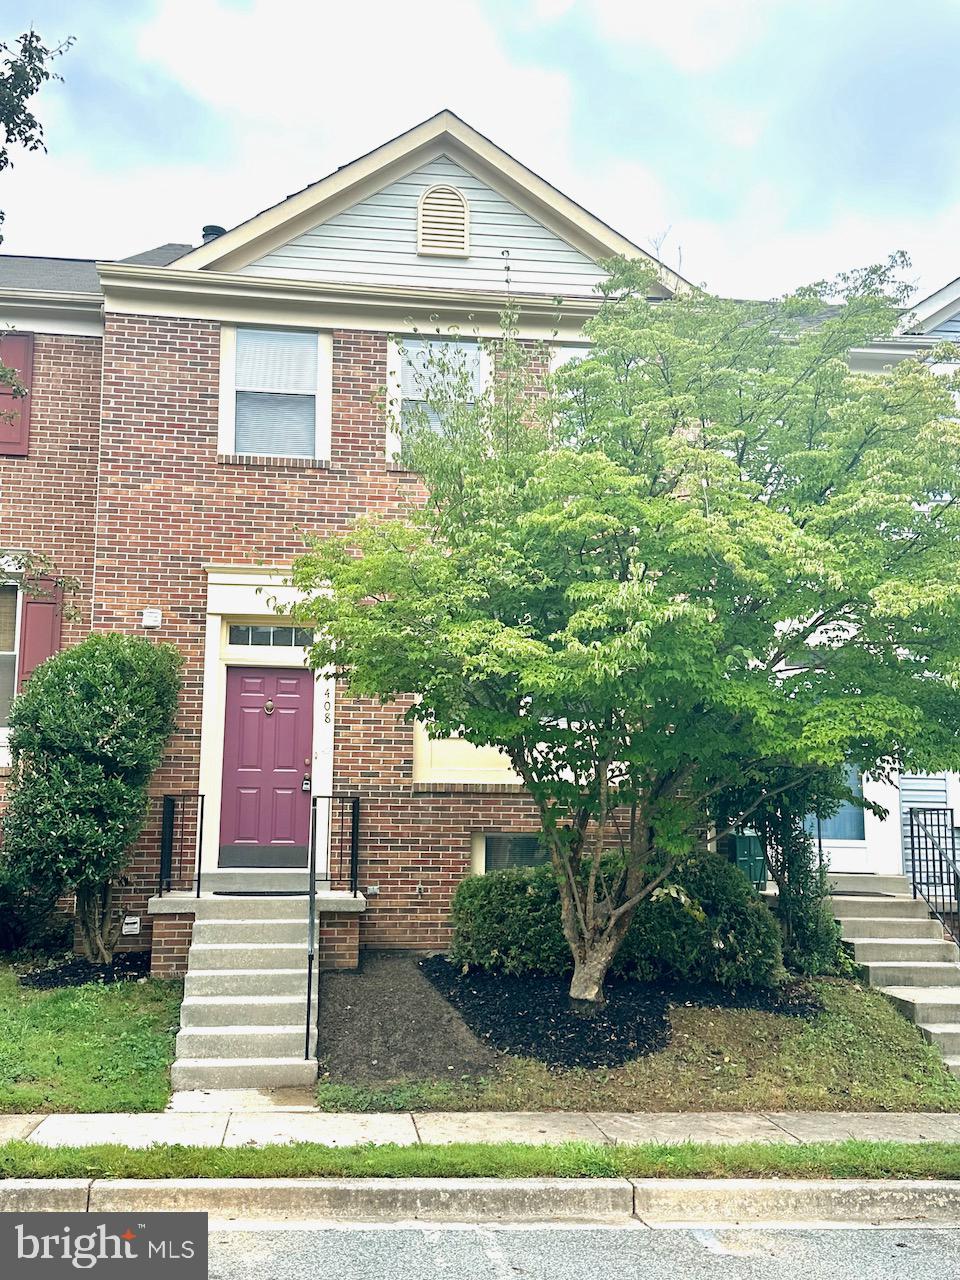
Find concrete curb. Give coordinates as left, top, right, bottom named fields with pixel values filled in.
left=0, top=1181, right=91, bottom=1211
left=631, top=1178, right=960, bottom=1225
left=3, top=1177, right=960, bottom=1224
left=87, top=1178, right=634, bottom=1222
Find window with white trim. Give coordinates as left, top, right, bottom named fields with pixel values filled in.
left=550, top=343, right=592, bottom=373
left=484, top=832, right=547, bottom=873
left=227, top=623, right=314, bottom=648
left=387, top=336, right=488, bottom=459
left=219, top=326, right=332, bottom=460
left=0, top=584, right=19, bottom=729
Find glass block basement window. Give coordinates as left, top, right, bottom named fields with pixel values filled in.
left=484, top=833, right=547, bottom=873
left=227, top=624, right=315, bottom=647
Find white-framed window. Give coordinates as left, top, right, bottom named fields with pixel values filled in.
left=0, top=582, right=20, bottom=734
left=218, top=325, right=332, bottom=460
left=386, top=336, right=490, bottom=460
left=227, top=623, right=314, bottom=648
left=471, top=831, right=547, bottom=874
left=550, top=343, right=592, bottom=374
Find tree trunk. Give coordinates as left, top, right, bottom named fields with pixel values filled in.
left=568, top=949, right=613, bottom=1010
left=75, top=883, right=121, bottom=964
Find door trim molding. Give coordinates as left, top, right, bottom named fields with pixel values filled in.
left=197, top=569, right=335, bottom=874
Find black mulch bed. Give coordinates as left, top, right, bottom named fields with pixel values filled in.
left=420, top=955, right=822, bottom=1070
left=17, top=950, right=152, bottom=990
left=318, top=951, right=498, bottom=1085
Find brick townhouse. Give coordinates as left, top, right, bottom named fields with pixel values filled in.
left=0, top=112, right=688, bottom=1086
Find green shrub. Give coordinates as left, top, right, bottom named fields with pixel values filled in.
left=450, top=854, right=784, bottom=990
left=450, top=866, right=570, bottom=976
left=2, top=634, right=182, bottom=963
left=0, top=859, right=67, bottom=955
left=616, top=856, right=785, bottom=989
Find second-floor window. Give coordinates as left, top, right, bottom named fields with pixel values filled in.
left=387, top=336, right=487, bottom=460
left=220, top=326, right=331, bottom=460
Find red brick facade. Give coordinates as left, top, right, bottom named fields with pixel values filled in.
left=150, top=913, right=194, bottom=977
left=2, top=314, right=544, bottom=960
left=0, top=333, right=102, bottom=798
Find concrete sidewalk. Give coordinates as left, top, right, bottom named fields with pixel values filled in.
left=5, top=1109, right=960, bottom=1149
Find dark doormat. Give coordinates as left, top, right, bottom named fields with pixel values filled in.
left=317, top=950, right=497, bottom=1084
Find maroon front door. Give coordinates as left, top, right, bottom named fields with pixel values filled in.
left=219, top=667, right=314, bottom=867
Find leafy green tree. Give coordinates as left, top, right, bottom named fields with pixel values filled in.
left=719, top=767, right=853, bottom=974
left=2, top=634, right=182, bottom=962
left=289, top=259, right=960, bottom=1004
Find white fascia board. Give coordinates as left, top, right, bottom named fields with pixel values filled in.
left=848, top=337, right=941, bottom=372
left=0, top=289, right=103, bottom=336
left=97, top=263, right=597, bottom=340
left=898, top=274, right=960, bottom=334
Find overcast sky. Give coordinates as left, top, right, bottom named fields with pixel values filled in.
left=3, top=0, right=957, bottom=301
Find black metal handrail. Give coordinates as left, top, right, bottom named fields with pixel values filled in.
left=909, top=806, right=959, bottom=944
left=305, top=793, right=361, bottom=1060
left=157, top=792, right=205, bottom=897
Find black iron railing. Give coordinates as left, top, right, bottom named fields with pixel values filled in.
left=156, top=793, right=205, bottom=897
left=305, top=793, right=361, bottom=1059
left=909, top=806, right=959, bottom=944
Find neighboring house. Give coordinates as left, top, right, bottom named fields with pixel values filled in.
left=0, top=111, right=686, bottom=984
left=832, top=279, right=960, bottom=880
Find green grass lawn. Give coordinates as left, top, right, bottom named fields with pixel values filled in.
left=317, top=979, right=960, bottom=1113
left=4, top=1138, right=960, bottom=1181
left=0, top=965, right=182, bottom=1113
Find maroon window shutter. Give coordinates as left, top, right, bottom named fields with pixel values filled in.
left=0, top=332, right=34, bottom=456
left=17, top=578, right=62, bottom=691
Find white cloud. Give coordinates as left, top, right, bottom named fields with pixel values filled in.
left=0, top=0, right=574, bottom=259
left=585, top=0, right=773, bottom=72
left=0, top=0, right=953, bottom=305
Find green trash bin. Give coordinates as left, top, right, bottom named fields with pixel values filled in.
left=733, top=831, right=767, bottom=890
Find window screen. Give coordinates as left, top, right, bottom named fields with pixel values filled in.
left=552, top=344, right=592, bottom=369
left=484, top=833, right=547, bottom=873
left=234, top=329, right=317, bottom=457
left=400, top=338, right=483, bottom=434
left=0, top=585, right=17, bottom=727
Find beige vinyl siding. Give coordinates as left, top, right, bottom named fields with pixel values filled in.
left=241, top=155, right=608, bottom=297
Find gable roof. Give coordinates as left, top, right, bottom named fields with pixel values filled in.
left=895, top=272, right=960, bottom=336
left=174, top=110, right=688, bottom=296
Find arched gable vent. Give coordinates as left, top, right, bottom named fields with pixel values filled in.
left=417, top=184, right=470, bottom=257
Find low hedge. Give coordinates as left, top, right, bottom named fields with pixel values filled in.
left=450, top=854, right=784, bottom=989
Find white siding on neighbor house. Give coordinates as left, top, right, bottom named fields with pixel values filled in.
left=240, top=155, right=609, bottom=297
left=900, top=772, right=951, bottom=874
left=929, top=314, right=960, bottom=338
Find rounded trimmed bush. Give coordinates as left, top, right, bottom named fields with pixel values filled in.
left=450, top=854, right=784, bottom=990
left=2, top=633, right=182, bottom=962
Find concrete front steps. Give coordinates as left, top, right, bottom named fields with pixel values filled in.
left=830, top=873, right=960, bottom=1078
left=171, top=896, right=318, bottom=1091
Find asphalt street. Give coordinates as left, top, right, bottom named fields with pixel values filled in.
left=208, top=1223, right=960, bottom=1279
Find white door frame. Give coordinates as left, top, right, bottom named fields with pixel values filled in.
left=197, top=567, right=334, bottom=875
